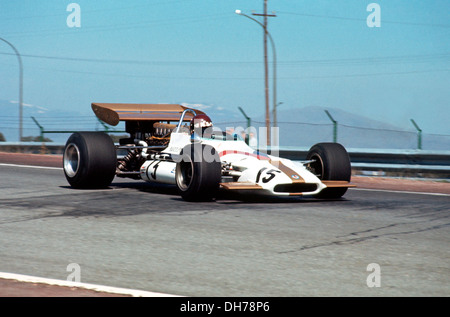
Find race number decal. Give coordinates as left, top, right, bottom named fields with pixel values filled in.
left=256, top=168, right=282, bottom=183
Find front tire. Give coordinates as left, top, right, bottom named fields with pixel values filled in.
left=306, top=143, right=351, bottom=199
left=63, top=132, right=117, bottom=189
left=175, top=144, right=221, bottom=201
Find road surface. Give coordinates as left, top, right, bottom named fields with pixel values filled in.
left=0, top=153, right=448, bottom=296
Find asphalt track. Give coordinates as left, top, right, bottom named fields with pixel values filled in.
left=0, top=153, right=449, bottom=297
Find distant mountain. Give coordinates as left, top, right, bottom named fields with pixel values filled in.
left=179, top=102, right=243, bottom=125
left=1, top=100, right=448, bottom=150
left=0, top=99, right=100, bottom=143
left=221, top=106, right=449, bottom=151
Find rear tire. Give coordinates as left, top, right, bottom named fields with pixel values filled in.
left=175, top=144, right=221, bottom=201
left=63, top=132, right=117, bottom=189
left=306, top=143, right=351, bottom=199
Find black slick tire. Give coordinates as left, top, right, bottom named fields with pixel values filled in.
left=63, top=132, right=117, bottom=189
left=306, top=142, right=351, bottom=199
left=175, top=143, right=221, bottom=202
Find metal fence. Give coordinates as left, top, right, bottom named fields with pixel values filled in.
left=1, top=116, right=449, bottom=151
left=214, top=120, right=450, bottom=151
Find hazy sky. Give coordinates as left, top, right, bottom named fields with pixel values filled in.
left=0, top=0, right=449, bottom=140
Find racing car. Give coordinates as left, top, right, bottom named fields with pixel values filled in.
left=63, top=103, right=354, bottom=201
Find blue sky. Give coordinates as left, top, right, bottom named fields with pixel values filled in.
left=0, top=0, right=449, bottom=141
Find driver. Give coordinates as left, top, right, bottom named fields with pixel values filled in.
left=190, top=114, right=213, bottom=138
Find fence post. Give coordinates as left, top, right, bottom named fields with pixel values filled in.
left=238, top=107, right=251, bottom=145
left=324, top=110, right=337, bottom=143
left=410, top=119, right=422, bottom=150
left=31, top=116, right=48, bottom=154
left=31, top=116, right=44, bottom=142
left=97, top=118, right=110, bottom=133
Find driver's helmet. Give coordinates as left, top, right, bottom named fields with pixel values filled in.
left=190, top=114, right=213, bottom=132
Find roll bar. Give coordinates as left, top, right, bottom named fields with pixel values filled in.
left=175, top=109, right=197, bottom=133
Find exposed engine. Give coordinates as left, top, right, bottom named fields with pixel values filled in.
left=116, top=122, right=180, bottom=177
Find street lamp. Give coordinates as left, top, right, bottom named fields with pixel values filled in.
left=235, top=9, right=277, bottom=147
left=0, top=37, right=23, bottom=142
left=272, top=102, right=283, bottom=128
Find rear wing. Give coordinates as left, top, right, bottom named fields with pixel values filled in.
left=92, top=103, right=205, bottom=126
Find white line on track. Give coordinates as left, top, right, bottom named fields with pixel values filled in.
left=351, top=187, right=450, bottom=197
left=0, top=163, right=61, bottom=170
left=0, top=272, right=181, bottom=297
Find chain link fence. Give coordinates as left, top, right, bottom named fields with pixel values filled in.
left=1, top=116, right=449, bottom=151
left=214, top=120, right=449, bottom=151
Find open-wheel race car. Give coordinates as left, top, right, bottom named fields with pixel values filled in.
left=63, top=103, right=354, bottom=201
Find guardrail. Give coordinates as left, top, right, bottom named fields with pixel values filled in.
left=276, top=148, right=450, bottom=165
left=277, top=147, right=450, bottom=179
left=1, top=143, right=449, bottom=179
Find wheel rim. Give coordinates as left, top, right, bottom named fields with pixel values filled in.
left=176, top=160, right=194, bottom=191
left=308, top=154, right=324, bottom=179
left=64, top=143, right=80, bottom=177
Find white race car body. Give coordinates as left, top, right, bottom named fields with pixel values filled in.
left=140, top=130, right=328, bottom=197
left=63, top=103, right=353, bottom=201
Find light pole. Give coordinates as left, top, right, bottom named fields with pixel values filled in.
left=272, top=102, right=283, bottom=128
left=0, top=37, right=23, bottom=142
left=235, top=9, right=277, bottom=147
